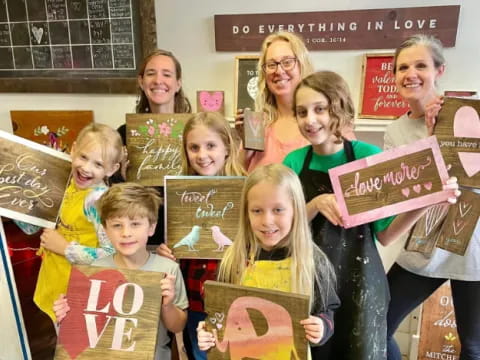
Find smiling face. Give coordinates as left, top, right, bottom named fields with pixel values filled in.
left=185, top=124, right=228, bottom=176
left=138, top=54, right=181, bottom=112
left=247, top=181, right=294, bottom=251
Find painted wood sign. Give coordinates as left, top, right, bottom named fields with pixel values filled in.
left=197, top=91, right=225, bottom=115
left=126, top=113, right=190, bottom=186
left=243, top=109, right=264, bottom=151
left=234, top=56, right=259, bottom=114
left=204, top=281, right=309, bottom=360
left=10, top=110, right=93, bottom=153
left=55, top=265, right=164, bottom=360
left=436, top=189, right=480, bottom=256
left=329, top=136, right=450, bottom=228
left=417, top=282, right=461, bottom=360
left=165, top=176, right=245, bottom=259
left=434, top=97, right=480, bottom=188
left=0, top=130, right=71, bottom=228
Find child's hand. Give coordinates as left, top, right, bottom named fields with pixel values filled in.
left=425, top=96, right=444, bottom=136
left=156, top=243, right=176, bottom=261
left=197, top=321, right=215, bottom=351
left=161, top=274, right=176, bottom=307
left=53, top=294, right=70, bottom=324
left=120, top=146, right=130, bottom=181
left=41, top=228, right=69, bottom=255
left=312, top=194, right=344, bottom=227
left=443, top=176, right=461, bottom=204
left=300, top=315, right=325, bottom=344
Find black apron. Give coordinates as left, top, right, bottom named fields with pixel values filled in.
left=300, top=141, right=389, bottom=360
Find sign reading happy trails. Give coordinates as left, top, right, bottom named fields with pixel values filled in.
left=329, top=136, right=450, bottom=228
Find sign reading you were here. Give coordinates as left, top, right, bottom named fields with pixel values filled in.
left=215, top=6, right=459, bottom=51
left=126, top=114, right=190, bottom=186
left=55, top=265, right=164, bottom=360
left=204, top=281, right=309, bottom=360
left=329, top=136, right=450, bottom=228
left=165, top=176, right=245, bottom=259
left=0, top=130, right=71, bottom=228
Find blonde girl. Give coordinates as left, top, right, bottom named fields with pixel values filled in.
left=197, top=164, right=339, bottom=355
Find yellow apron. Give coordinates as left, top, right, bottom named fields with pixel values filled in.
left=241, top=257, right=292, bottom=292
left=34, top=181, right=98, bottom=322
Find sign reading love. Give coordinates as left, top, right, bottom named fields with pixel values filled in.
left=329, top=136, right=450, bottom=228
left=197, top=91, right=225, bottom=114
left=54, top=265, right=164, bottom=360
left=435, top=97, right=480, bottom=188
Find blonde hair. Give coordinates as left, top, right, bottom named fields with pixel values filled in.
left=217, top=164, right=335, bottom=310
left=256, top=32, right=314, bottom=125
left=181, top=112, right=247, bottom=176
left=75, top=123, right=123, bottom=172
left=293, top=71, right=355, bottom=144
left=98, top=183, right=162, bottom=226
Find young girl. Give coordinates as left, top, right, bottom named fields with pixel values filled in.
left=197, top=164, right=339, bottom=356
left=384, top=34, right=480, bottom=360
left=157, top=111, right=246, bottom=360
left=34, top=123, right=122, bottom=322
left=283, top=71, right=459, bottom=359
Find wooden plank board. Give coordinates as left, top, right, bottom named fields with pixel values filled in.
left=55, top=265, right=164, bottom=360
left=126, top=113, right=190, bottom=186
left=197, top=91, right=225, bottom=114
left=243, top=109, right=264, bottom=151
left=204, top=280, right=309, bottom=360
left=329, top=136, right=450, bottom=228
left=0, top=130, right=71, bottom=228
left=165, top=176, right=245, bottom=259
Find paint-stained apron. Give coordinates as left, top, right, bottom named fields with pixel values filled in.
left=300, top=141, right=389, bottom=360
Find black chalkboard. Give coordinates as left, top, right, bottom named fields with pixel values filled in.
left=234, top=56, right=260, bottom=113
left=0, top=0, right=156, bottom=93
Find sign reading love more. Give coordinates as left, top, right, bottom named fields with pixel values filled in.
left=197, top=91, right=225, bottom=115
left=126, top=114, right=190, bottom=186
left=434, top=97, right=480, bottom=188
left=165, top=176, right=245, bottom=259
left=0, top=130, right=71, bottom=228
left=243, top=109, right=264, bottom=151
left=329, top=136, right=450, bottom=228
left=204, top=281, right=309, bottom=360
left=55, top=265, right=164, bottom=360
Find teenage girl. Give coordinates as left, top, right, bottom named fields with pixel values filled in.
left=384, top=34, right=480, bottom=360
left=35, top=123, right=122, bottom=322
left=283, top=71, right=459, bottom=359
left=157, top=111, right=246, bottom=359
left=197, top=163, right=339, bottom=357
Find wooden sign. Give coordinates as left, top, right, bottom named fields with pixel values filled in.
left=165, top=176, right=245, bottom=259
left=434, top=97, right=480, bottom=188
left=243, top=109, right=264, bottom=151
left=55, top=265, right=164, bottom=360
left=0, top=219, right=31, bottom=360
left=197, top=91, right=225, bottom=114
left=436, top=189, right=480, bottom=255
left=215, top=6, right=459, bottom=51
left=329, top=136, right=450, bottom=228
left=204, top=281, right=309, bottom=360
left=11, top=110, right=93, bottom=153
left=0, top=130, right=71, bottom=228
left=234, top=56, right=259, bottom=114
left=358, top=53, right=409, bottom=119
left=126, top=113, right=189, bottom=186
left=417, top=282, right=461, bottom=360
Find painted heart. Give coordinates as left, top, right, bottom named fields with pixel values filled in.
left=58, top=267, right=126, bottom=359
left=32, top=26, right=44, bottom=44
left=424, top=204, right=449, bottom=237
left=401, top=187, right=410, bottom=198
left=459, top=201, right=472, bottom=218
left=453, top=105, right=480, bottom=177
left=215, top=312, right=225, bottom=322
left=453, top=219, right=466, bottom=235
left=216, top=323, right=223, bottom=330
left=247, top=76, right=258, bottom=100
left=247, top=112, right=262, bottom=137
left=423, top=182, right=433, bottom=191
left=199, top=91, right=223, bottom=112
left=413, top=184, right=421, bottom=194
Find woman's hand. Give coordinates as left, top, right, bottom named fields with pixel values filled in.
left=425, top=96, right=444, bottom=136
left=156, top=243, right=176, bottom=261
left=443, top=176, right=461, bottom=204
left=197, top=321, right=216, bottom=351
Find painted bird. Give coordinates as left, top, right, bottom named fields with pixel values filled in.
left=211, top=226, right=233, bottom=251
left=173, top=225, right=201, bottom=251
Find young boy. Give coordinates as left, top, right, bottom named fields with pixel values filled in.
left=53, top=183, right=188, bottom=360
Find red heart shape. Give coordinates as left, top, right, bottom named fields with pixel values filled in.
left=200, top=91, right=223, bottom=112
left=58, top=267, right=127, bottom=359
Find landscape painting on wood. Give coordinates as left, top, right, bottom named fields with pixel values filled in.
left=55, top=265, right=164, bottom=360
left=165, top=176, right=245, bottom=259
left=0, top=130, right=71, bottom=228
left=329, top=136, right=450, bottom=228
left=126, top=114, right=190, bottom=186
left=204, top=281, right=309, bottom=360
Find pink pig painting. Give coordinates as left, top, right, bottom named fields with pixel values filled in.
left=198, top=91, right=224, bottom=112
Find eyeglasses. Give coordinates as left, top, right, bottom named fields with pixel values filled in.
left=262, top=57, right=297, bottom=73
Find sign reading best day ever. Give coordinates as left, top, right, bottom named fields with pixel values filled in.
left=329, top=137, right=450, bottom=228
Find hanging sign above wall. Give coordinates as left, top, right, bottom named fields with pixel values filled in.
left=214, top=6, right=460, bottom=51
